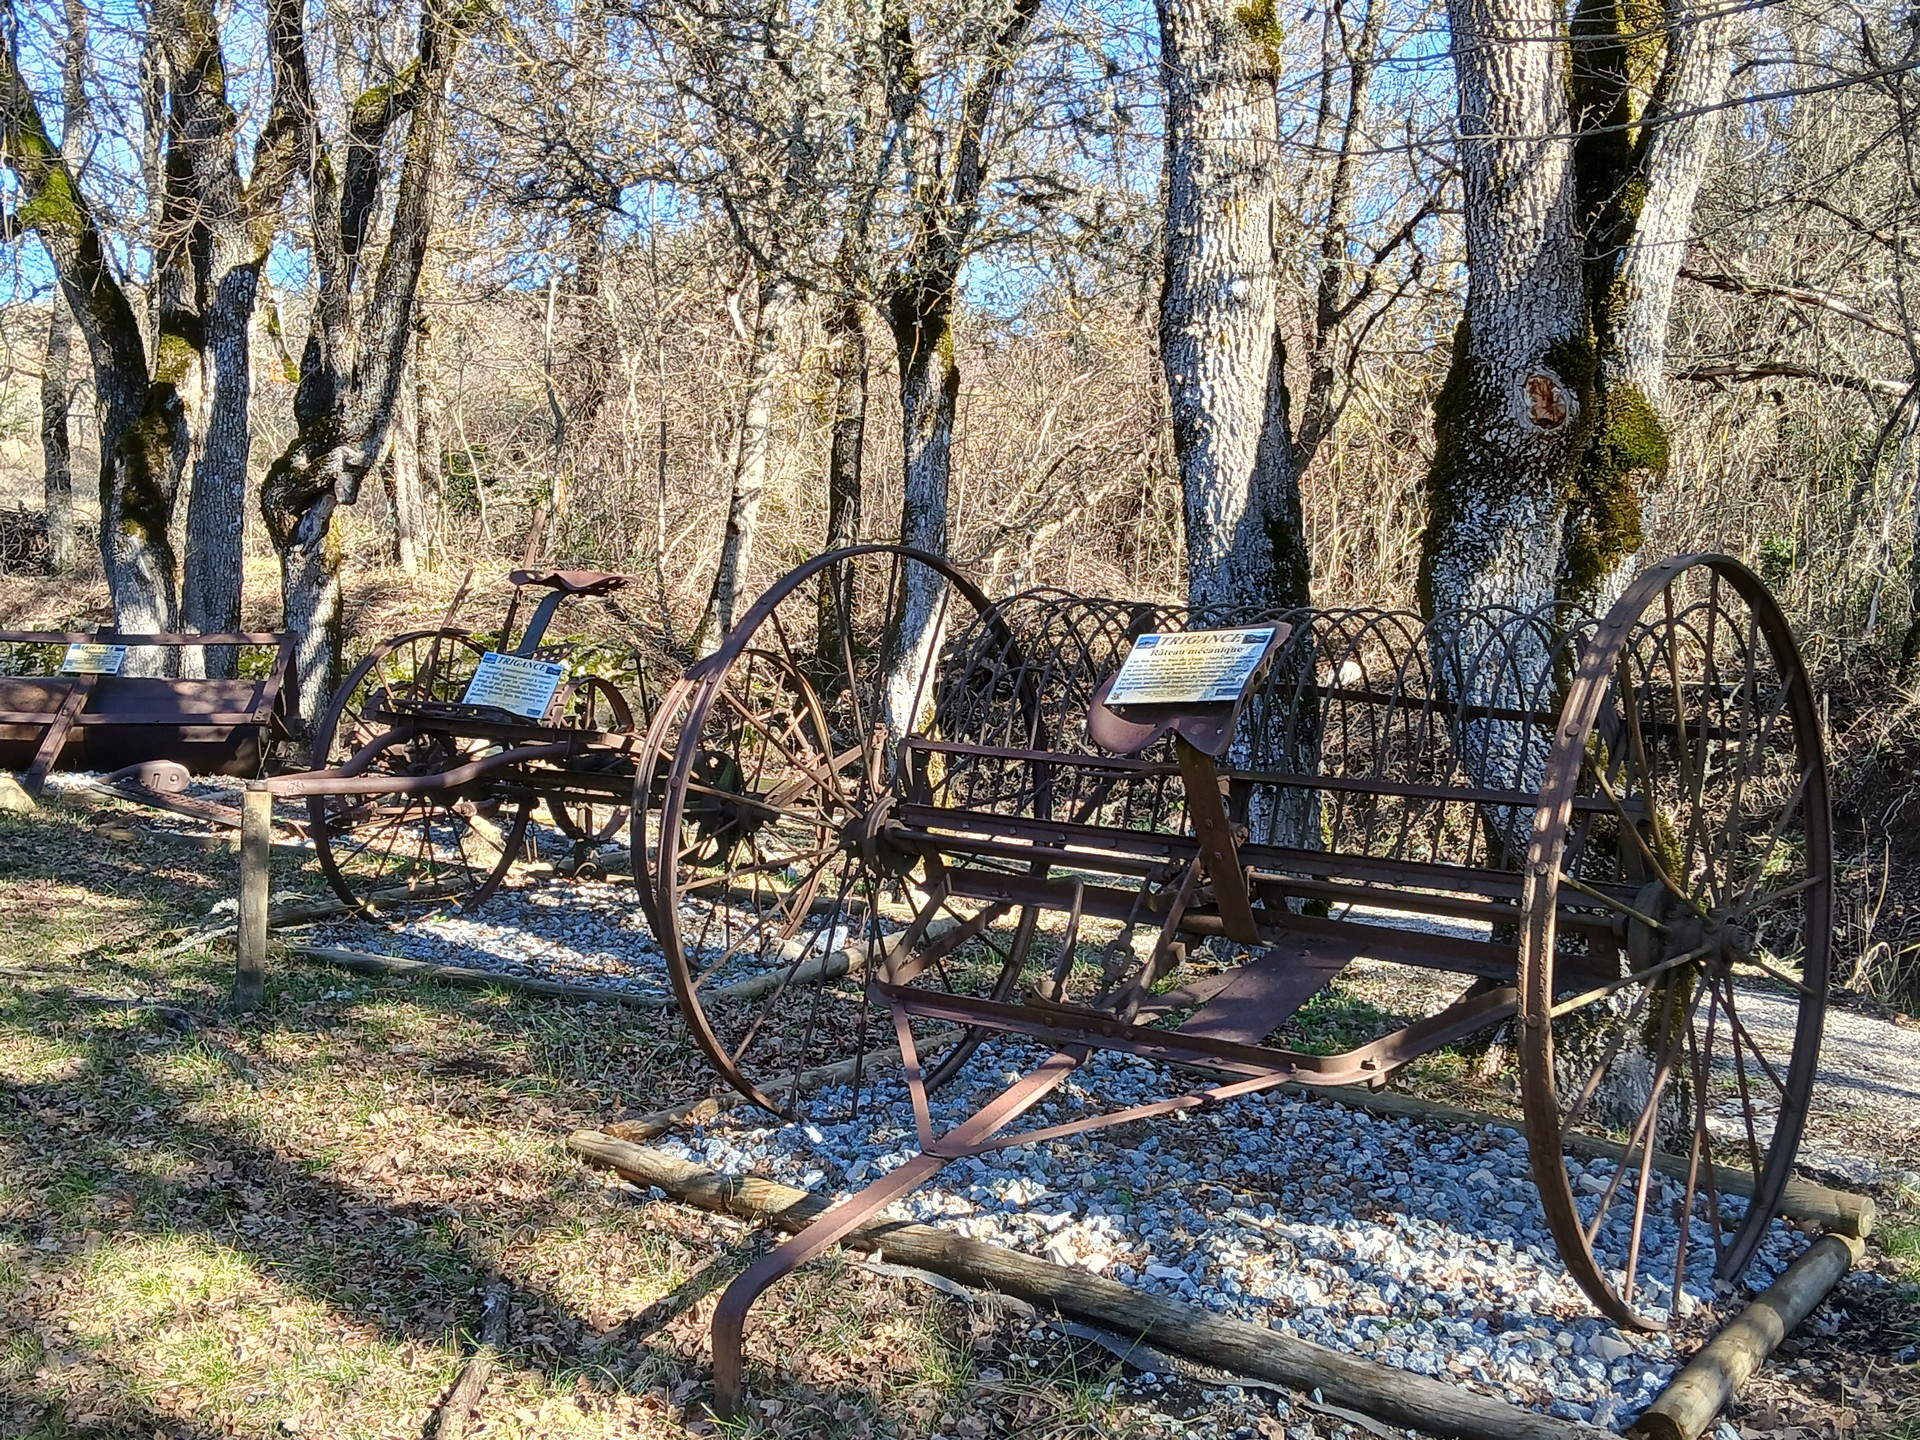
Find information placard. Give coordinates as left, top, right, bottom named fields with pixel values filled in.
left=60, top=642, right=128, bottom=675
left=461, top=651, right=567, bottom=720
left=1105, top=626, right=1277, bottom=707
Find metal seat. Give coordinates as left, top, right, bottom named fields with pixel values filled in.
left=507, top=569, right=631, bottom=597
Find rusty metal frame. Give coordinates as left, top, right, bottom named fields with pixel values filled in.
left=270, top=573, right=669, bottom=913
left=661, top=546, right=1834, bottom=1418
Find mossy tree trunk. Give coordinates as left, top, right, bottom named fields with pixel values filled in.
left=1156, top=0, right=1310, bottom=617
left=1427, top=0, right=1742, bottom=1111
left=1, top=0, right=304, bottom=659
left=260, top=0, right=473, bottom=739
left=1422, top=0, right=1743, bottom=635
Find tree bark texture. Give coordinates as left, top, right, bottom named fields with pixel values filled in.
left=878, top=0, right=1042, bottom=735
left=695, top=272, right=793, bottom=657
left=1157, top=0, right=1311, bottom=615
left=817, top=290, right=868, bottom=655
left=40, top=296, right=75, bottom=574
left=0, top=44, right=176, bottom=639
left=2, top=0, right=304, bottom=650
left=1421, top=0, right=1583, bottom=634
left=387, top=336, right=429, bottom=574
left=1561, top=0, right=1740, bottom=607
left=1423, top=0, right=1742, bottom=633
left=416, top=307, right=446, bottom=563
left=261, top=0, right=469, bottom=735
left=825, top=292, right=868, bottom=557
left=885, top=277, right=962, bottom=731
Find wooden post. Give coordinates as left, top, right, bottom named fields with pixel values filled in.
left=1631, top=1232, right=1866, bottom=1440
left=235, top=784, right=271, bottom=1010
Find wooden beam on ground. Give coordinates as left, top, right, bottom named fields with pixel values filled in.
left=569, top=1131, right=1602, bottom=1440
left=1631, top=1232, right=1865, bottom=1440
left=233, top=785, right=271, bottom=1011
left=285, top=944, right=676, bottom=1009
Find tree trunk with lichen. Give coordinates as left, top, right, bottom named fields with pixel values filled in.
left=817, top=290, right=867, bottom=658
left=884, top=278, right=962, bottom=733
left=694, top=271, right=792, bottom=658
left=3, top=0, right=304, bottom=658
left=1420, top=0, right=1584, bottom=639
left=1157, top=0, right=1314, bottom=854
left=387, top=341, right=430, bottom=574
left=262, top=0, right=469, bottom=737
left=1423, top=0, right=1741, bottom=632
left=1156, top=0, right=1309, bottom=616
left=876, top=0, right=1042, bottom=737
left=181, top=251, right=265, bottom=676
left=40, top=298, right=74, bottom=575
left=1428, top=0, right=1739, bottom=1105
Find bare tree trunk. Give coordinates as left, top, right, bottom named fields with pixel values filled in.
left=181, top=253, right=263, bottom=676
left=694, top=271, right=792, bottom=657
left=1423, top=0, right=1741, bottom=631
left=389, top=338, right=428, bottom=574
left=4, top=0, right=302, bottom=654
left=1420, top=0, right=1583, bottom=636
left=1560, top=0, right=1740, bottom=609
left=817, top=290, right=868, bottom=654
left=1157, top=0, right=1311, bottom=615
left=875, top=0, right=1041, bottom=735
left=883, top=279, right=960, bottom=731
left=40, top=297, right=74, bottom=575
left=416, top=312, right=445, bottom=564
left=262, top=0, right=470, bottom=735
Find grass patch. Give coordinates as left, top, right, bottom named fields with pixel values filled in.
left=0, top=788, right=1287, bottom=1439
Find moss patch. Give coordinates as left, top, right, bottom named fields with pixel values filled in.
left=1234, top=0, right=1285, bottom=76
left=1561, top=378, right=1667, bottom=603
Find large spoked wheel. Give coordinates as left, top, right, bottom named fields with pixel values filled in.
left=632, top=673, right=701, bottom=933
left=540, top=671, right=636, bottom=853
left=310, top=629, right=534, bottom=916
left=653, top=545, right=1022, bottom=1117
left=1519, top=556, right=1830, bottom=1330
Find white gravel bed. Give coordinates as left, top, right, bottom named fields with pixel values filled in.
left=311, top=873, right=679, bottom=997
left=656, top=1044, right=1814, bottom=1432
left=308, top=871, right=896, bottom=1000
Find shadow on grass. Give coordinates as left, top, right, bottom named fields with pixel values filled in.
left=0, top=973, right=732, bottom=1436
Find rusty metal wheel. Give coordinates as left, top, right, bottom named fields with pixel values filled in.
left=1519, top=556, right=1830, bottom=1330
left=632, top=673, right=699, bottom=934
left=310, top=630, right=533, bottom=916
left=539, top=671, right=635, bottom=853
left=653, top=545, right=1019, bottom=1117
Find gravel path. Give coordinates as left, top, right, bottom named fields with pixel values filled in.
left=659, top=1046, right=1811, bottom=1432
left=313, top=872, right=678, bottom=998
left=1734, top=985, right=1920, bottom=1189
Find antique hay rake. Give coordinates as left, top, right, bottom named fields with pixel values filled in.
left=640, top=544, right=1829, bottom=1413
left=266, top=568, right=677, bottom=914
